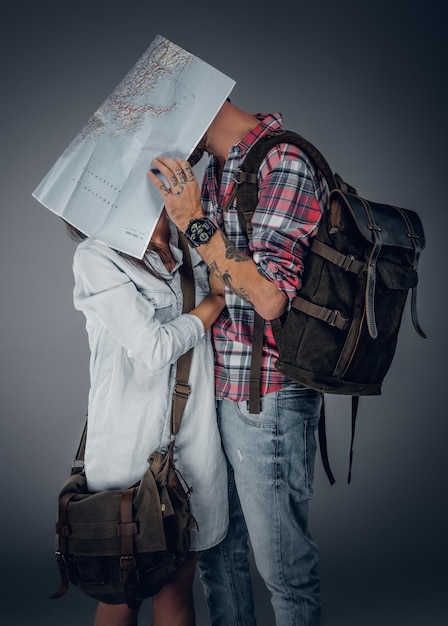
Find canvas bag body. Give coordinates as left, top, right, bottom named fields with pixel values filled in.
left=273, top=189, right=424, bottom=395
left=54, top=446, right=195, bottom=607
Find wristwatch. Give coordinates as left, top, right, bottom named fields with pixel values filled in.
left=184, top=217, right=217, bottom=247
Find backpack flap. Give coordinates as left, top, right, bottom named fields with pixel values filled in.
left=328, top=190, right=426, bottom=339
left=329, top=190, right=425, bottom=251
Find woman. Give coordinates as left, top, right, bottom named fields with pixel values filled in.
left=69, top=208, right=228, bottom=626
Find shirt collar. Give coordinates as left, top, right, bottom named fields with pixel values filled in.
left=143, top=220, right=183, bottom=279
left=228, top=112, right=284, bottom=160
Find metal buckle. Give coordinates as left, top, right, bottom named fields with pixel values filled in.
left=233, top=169, right=243, bottom=184
left=174, top=382, right=191, bottom=399
left=327, top=310, right=340, bottom=327
left=119, top=556, right=136, bottom=570
left=342, top=255, right=356, bottom=271
left=71, top=459, right=85, bottom=473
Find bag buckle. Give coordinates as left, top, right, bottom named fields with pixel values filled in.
left=233, top=169, right=243, bottom=184
left=342, top=255, right=356, bottom=271
left=119, top=556, right=137, bottom=582
left=55, top=550, right=68, bottom=565
left=174, top=382, right=191, bottom=400
left=71, top=459, right=85, bottom=475
left=327, top=310, right=340, bottom=327
left=120, top=556, right=136, bottom=569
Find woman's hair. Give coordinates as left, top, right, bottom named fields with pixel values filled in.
left=65, top=222, right=87, bottom=243
left=65, top=221, right=166, bottom=280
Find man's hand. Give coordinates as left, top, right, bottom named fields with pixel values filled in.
left=147, top=156, right=204, bottom=232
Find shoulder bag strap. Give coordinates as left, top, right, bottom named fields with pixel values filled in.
left=171, top=232, right=195, bottom=436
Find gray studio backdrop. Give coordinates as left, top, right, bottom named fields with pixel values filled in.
left=1, top=1, right=446, bottom=625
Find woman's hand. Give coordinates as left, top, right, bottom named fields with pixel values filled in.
left=208, top=268, right=225, bottom=298
left=190, top=271, right=225, bottom=331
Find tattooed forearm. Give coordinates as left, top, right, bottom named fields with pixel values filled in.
left=210, top=262, right=253, bottom=304
left=232, top=284, right=253, bottom=303
left=209, top=261, right=224, bottom=281
left=210, top=262, right=232, bottom=290
left=222, top=271, right=252, bottom=303
left=221, top=232, right=250, bottom=263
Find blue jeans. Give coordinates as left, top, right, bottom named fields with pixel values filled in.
left=198, top=383, right=322, bottom=626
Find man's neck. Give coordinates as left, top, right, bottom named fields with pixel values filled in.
left=208, top=102, right=259, bottom=167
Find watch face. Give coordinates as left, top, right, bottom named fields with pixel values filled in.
left=186, top=218, right=216, bottom=246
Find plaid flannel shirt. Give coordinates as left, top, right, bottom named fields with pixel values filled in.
left=203, top=113, right=328, bottom=401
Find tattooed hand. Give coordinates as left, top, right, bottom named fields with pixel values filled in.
left=148, top=156, right=287, bottom=318
left=147, top=156, right=204, bottom=231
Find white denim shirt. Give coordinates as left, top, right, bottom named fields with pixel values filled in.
left=72, top=234, right=228, bottom=551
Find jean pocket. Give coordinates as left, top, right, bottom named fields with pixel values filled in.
left=234, top=399, right=278, bottom=429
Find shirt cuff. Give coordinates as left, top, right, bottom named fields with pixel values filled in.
left=183, top=313, right=206, bottom=340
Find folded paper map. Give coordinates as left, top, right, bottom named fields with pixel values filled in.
left=32, top=35, right=235, bottom=258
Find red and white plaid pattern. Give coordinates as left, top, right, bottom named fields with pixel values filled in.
left=203, top=113, right=328, bottom=401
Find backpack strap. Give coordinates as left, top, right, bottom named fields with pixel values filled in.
left=317, top=396, right=335, bottom=485
left=233, top=130, right=342, bottom=242
left=248, top=311, right=264, bottom=414
left=394, top=207, right=426, bottom=339
left=318, top=395, right=360, bottom=485
left=347, top=396, right=360, bottom=484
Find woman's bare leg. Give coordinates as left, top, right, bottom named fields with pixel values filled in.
left=151, top=553, right=198, bottom=626
left=93, top=601, right=139, bottom=626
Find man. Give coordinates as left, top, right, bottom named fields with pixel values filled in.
left=148, top=100, right=328, bottom=626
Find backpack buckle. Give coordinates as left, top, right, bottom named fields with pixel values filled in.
left=342, top=255, right=356, bottom=271
left=233, top=169, right=243, bottom=184
left=327, top=310, right=339, bottom=326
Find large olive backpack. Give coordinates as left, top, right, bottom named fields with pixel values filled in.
left=228, top=130, right=426, bottom=483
